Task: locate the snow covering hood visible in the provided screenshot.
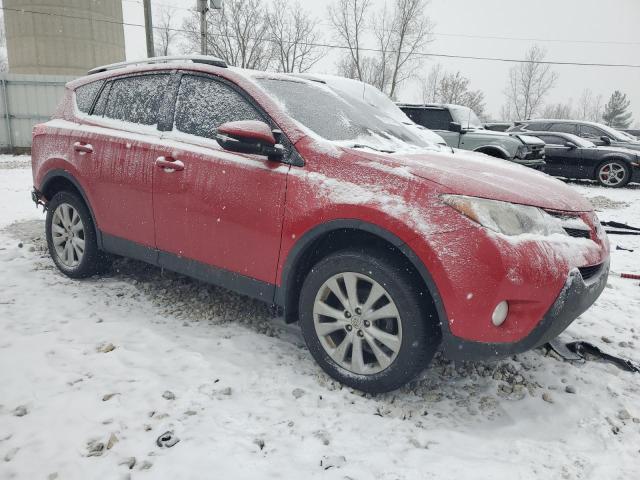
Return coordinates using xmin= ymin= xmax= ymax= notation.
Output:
xmin=349 ymin=147 xmax=594 ymax=213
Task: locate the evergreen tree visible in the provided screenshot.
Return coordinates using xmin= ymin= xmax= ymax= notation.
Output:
xmin=602 ymin=91 xmax=633 ymax=128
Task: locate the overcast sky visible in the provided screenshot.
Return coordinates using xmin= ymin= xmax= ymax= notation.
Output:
xmin=123 ymin=0 xmax=640 ymax=125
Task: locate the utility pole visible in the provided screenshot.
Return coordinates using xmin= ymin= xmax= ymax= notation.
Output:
xmin=143 ymin=0 xmax=155 ymax=58
xmin=199 ymin=0 xmax=208 ymax=55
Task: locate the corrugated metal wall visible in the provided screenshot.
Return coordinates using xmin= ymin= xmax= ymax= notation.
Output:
xmin=0 ymin=73 xmax=75 ymax=152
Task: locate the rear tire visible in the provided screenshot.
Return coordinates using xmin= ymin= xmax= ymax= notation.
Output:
xmin=596 ymin=160 xmax=630 ymax=188
xmin=298 ymin=249 xmax=440 ymax=393
xmin=46 ymin=191 xmax=110 ymax=278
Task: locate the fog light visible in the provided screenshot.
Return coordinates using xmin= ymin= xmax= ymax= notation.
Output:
xmin=492 ymin=301 xmax=509 ymax=327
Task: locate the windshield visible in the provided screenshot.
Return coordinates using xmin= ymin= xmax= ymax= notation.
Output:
xmin=449 ymin=105 xmax=483 ymax=129
xmin=255 ymin=77 xmax=434 ymax=152
xmin=563 ymin=134 xmax=596 ymax=148
xmin=597 ymin=123 xmax=634 ymax=142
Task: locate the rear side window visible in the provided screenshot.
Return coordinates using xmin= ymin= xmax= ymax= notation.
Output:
xmin=173 ymin=75 xmax=263 ymax=140
xmin=522 ymin=122 xmax=550 ymax=131
xmin=104 ymin=74 xmax=170 ymax=126
xmin=75 ymin=80 xmax=104 ymax=114
xmin=549 ymin=123 xmax=578 ymax=134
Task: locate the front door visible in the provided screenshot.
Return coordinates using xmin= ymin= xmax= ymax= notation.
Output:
xmin=538 ymin=135 xmax=584 ymax=177
xmin=152 ymin=73 xmax=289 ymax=292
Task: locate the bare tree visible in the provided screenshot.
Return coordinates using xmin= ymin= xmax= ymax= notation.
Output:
xmin=577 ymin=88 xmax=604 ymax=122
xmin=420 ymin=63 xmax=443 ymax=103
xmin=154 ymin=7 xmax=178 ymax=57
xmin=420 ymin=67 xmax=486 ymax=117
xmin=503 ymin=45 xmax=558 ymax=120
xmin=182 ymin=0 xmax=273 ymax=70
xmin=330 ymin=0 xmax=433 ymax=98
xmin=383 ymin=0 xmax=433 ymax=99
xmin=329 ymin=0 xmax=372 ymax=82
xmin=542 ymin=101 xmax=573 ymax=119
xmin=267 ymin=0 xmax=324 ymax=73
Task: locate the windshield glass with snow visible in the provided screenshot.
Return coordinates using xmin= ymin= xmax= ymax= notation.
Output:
xmin=256 ymin=77 xmax=433 ymax=152
xmin=449 ymin=105 xmax=483 ymax=129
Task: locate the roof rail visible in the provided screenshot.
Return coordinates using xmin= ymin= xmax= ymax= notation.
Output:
xmin=87 ymin=55 xmax=228 ymax=75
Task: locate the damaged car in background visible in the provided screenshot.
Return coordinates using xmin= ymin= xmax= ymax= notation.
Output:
xmin=31 ymin=56 xmax=609 ymax=393
xmin=399 ymin=103 xmax=547 ymax=169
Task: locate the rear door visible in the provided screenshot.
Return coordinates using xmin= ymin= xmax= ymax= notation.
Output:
xmin=537 ymin=134 xmax=584 ymax=177
xmin=79 ymin=73 xmax=172 ymax=249
xmin=152 ymin=73 xmax=289 ymax=291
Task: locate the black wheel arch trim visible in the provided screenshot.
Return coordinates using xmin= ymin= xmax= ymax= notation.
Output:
xmin=39 ymin=169 xmax=103 ymax=248
xmin=274 ymin=219 xmax=449 ymax=330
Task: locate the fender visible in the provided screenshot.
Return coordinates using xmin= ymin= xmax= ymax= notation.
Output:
xmin=40 ymin=169 xmax=103 ymax=248
xmin=473 ymin=145 xmax=511 ymax=159
xmin=274 ymin=219 xmax=448 ymax=329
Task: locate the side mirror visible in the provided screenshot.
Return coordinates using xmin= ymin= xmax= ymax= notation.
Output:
xmin=600 ymin=135 xmax=612 ymax=145
xmin=564 ymin=141 xmax=577 ymax=149
xmin=215 ymin=120 xmax=285 ymax=161
xmin=448 ymin=122 xmax=462 ymax=133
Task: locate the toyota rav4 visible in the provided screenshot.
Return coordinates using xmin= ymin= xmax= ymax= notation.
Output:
xmin=31 ymin=56 xmax=610 ymax=393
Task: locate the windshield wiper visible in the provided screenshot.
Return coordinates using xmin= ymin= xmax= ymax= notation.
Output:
xmin=350 ymin=143 xmax=396 ymax=154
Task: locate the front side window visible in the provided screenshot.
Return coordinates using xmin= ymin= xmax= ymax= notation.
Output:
xmin=75 ymin=80 xmax=104 ymax=114
xmin=104 ymin=74 xmax=170 ymax=126
xmin=174 ymin=75 xmax=263 ymax=140
xmin=539 ymin=135 xmax=565 ymax=146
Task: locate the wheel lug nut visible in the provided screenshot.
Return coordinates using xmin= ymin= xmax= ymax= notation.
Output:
xmin=364 ymin=320 xmax=370 ymax=328
xmin=355 ymin=307 xmax=362 ymax=315
xmin=344 ymin=311 xmax=352 ymax=318
xmin=357 ymin=330 xmax=364 ymax=337
xmin=345 ymin=325 xmax=352 ymax=332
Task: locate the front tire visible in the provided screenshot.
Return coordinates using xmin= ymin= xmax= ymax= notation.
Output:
xmin=46 ymin=191 xmax=108 ymax=278
xmin=596 ymin=160 xmax=630 ymax=188
xmin=298 ymin=249 xmax=440 ymax=393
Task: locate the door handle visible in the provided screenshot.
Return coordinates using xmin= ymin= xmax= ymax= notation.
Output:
xmin=155 ymin=156 xmax=185 ymax=172
xmin=73 ymin=142 xmax=93 ymax=154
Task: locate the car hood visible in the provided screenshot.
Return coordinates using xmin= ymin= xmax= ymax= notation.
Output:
xmin=350 ymin=147 xmax=593 ymax=213
xmin=611 ymin=141 xmax=640 ymax=152
xmin=595 ymin=146 xmax=640 ymax=157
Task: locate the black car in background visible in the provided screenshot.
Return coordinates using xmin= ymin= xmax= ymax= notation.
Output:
xmin=509 ymin=119 xmax=640 ymax=152
xmin=525 ymin=132 xmax=640 ymax=188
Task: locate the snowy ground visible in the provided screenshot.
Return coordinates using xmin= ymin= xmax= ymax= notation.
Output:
xmin=1 ymin=155 xmax=639 ymax=480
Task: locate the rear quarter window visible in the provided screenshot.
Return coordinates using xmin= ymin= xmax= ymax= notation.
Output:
xmin=75 ymin=80 xmax=104 ymax=114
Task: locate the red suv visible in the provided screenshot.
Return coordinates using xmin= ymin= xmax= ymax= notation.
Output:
xmin=32 ymin=56 xmax=610 ymax=393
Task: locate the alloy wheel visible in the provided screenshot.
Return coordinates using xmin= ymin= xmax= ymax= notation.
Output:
xmin=599 ymin=163 xmax=626 ymax=186
xmin=51 ymin=203 xmax=85 ymax=268
xmin=313 ymin=272 xmax=402 ymax=375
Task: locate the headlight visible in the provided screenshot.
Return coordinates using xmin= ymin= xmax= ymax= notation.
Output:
xmin=442 ymin=195 xmax=567 ymax=237
xmin=516 ymin=144 xmax=529 ymax=159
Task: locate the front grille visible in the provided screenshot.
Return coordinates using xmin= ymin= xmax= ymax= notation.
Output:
xmin=578 ymin=263 xmax=603 ymax=281
xmin=525 ymin=146 xmax=545 ymax=160
xmin=564 ymin=227 xmax=591 ymax=239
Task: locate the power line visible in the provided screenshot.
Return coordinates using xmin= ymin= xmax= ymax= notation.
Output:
xmin=3 ymin=6 xmax=640 ymax=69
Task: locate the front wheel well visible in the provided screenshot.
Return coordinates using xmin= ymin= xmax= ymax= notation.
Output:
xmin=282 ymin=228 xmax=441 ymax=330
xmin=475 ymin=147 xmax=508 ymax=159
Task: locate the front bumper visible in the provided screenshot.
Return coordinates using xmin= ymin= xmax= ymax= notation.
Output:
xmin=511 ymin=158 xmax=546 ymax=170
xmin=440 ymin=259 xmax=609 ymax=361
